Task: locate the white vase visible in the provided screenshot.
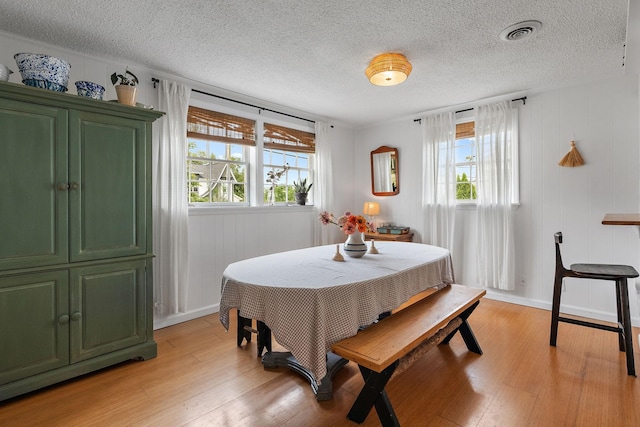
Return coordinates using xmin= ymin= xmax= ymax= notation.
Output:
xmin=344 ymin=232 xmax=367 ymax=258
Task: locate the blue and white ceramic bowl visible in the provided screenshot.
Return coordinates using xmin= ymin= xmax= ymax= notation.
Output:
xmin=75 ymin=81 xmax=105 ymax=100
xmin=14 ymin=53 xmax=70 ymax=90
xmin=22 ymin=78 xmax=67 ymax=92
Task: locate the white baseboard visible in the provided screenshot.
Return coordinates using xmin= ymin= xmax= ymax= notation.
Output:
xmin=151 ymin=292 xmax=640 ymax=330
xmin=483 ymin=289 xmax=640 ymax=327
xmin=153 ymin=304 xmax=220 ymax=330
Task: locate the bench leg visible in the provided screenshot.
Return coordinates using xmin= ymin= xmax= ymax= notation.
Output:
xmin=441 ymin=300 xmax=483 ymax=355
xmin=347 ymin=363 xmax=399 ymax=426
xmin=237 ymin=312 xmax=252 ymax=346
xmin=257 ymin=321 xmax=272 ymax=357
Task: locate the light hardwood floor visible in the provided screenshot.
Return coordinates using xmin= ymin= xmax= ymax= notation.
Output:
xmin=1 ymin=299 xmax=639 ymax=426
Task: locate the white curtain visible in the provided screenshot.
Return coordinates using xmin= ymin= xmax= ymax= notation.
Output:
xmin=475 ymin=100 xmax=516 ymax=290
xmin=153 ymin=80 xmax=191 ymax=315
xmin=421 ymin=112 xmax=457 ymax=250
xmin=313 ymin=121 xmax=334 ymax=245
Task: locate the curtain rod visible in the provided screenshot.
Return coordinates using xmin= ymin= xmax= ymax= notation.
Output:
xmin=152 ymin=77 xmax=319 ymax=125
xmin=413 ymin=96 xmax=527 ymax=124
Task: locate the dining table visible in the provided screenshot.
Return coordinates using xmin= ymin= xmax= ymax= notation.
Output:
xmin=218 ymin=241 xmax=455 ymax=400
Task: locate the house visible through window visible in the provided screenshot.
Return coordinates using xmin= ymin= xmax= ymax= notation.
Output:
xmin=455 ymin=121 xmax=477 ymax=201
xmin=187 ymin=106 xmax=253 ymax=204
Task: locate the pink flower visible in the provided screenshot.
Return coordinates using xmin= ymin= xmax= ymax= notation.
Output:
xmin=342 ymin=222 xmax=356 ymax=235
xmin=319 ymin=211 xmax=337 ymax=225
xmin=319 ymin=211 xmax=333 ymax=225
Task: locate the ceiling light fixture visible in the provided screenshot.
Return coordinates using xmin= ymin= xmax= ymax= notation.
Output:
xmin=365 ymin=53 xmax=412 ymax=86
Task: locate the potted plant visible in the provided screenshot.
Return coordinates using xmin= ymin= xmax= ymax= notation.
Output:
xmin=293 ymin=178 xmax=312 ymax=205
xmin=110 ymin=68 xmax=138 ymax=106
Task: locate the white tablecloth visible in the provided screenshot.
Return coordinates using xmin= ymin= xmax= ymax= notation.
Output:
xmin=219 ymin=241 xmax=454 ymax=383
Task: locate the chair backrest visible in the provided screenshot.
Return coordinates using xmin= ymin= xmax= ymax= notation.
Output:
xmin=554 ymin=232 xmax=568 ymax=276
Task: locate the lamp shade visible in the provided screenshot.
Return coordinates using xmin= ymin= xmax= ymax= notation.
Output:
xmin=365 ymin=53 xmax=412 ymax=86
xmin=363 ymin=201 xmax=380 ymax=216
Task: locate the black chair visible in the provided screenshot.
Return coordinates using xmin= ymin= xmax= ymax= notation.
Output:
xmin=550 ymin=232 xmax=638 ymax=376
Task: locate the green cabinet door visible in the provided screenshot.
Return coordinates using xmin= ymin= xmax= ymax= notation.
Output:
xmin=68 ymin=111 xmax=148 ymax=262
xmin=0 ymin=271 xmax=69 ymax=385
xmin=0 ymin=98 xmax=69 ymax=270
xmin=69 ymin=260 xmax=147 ymax=363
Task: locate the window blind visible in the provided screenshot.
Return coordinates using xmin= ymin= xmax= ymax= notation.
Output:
xmin=187 ymin=106 xmax=256 ymax=146
xmin=264 ymin=123 xmax=315 ymax=153
xmin=456 ymin=121 xmax=475 ymax=139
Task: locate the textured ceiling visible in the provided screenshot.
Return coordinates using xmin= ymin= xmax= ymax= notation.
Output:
xmin=0 ymin=0 xmax=630 ymax=126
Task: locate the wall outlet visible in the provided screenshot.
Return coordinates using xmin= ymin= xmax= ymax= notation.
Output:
xmin=519 ymin=275 xmax=526 ymax=287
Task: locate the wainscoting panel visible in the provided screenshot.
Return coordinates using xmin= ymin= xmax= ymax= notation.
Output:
xmin=159 ymin=206 xmax=316 ymax=329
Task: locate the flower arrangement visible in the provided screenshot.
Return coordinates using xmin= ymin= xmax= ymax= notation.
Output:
xmin=319 ymin=211 xmax=371 ymax=235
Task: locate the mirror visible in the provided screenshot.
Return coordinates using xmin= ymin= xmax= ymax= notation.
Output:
xmin=371 ymin=145 xmax=399 ymax=196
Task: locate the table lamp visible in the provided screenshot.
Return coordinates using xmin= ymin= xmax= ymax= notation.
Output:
xmin=363 ymin=201 xmax=380 ymax=229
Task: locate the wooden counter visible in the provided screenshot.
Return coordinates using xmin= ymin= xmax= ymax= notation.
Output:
xmin=364 ymin=231 xmax=414 ymax=242
xmin=602 ymin=214 xmax=640 ymax=226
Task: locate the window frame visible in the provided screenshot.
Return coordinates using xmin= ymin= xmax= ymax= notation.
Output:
xmin=186 ymin=94 xmax=315 ymax=208
xmin=262 ymin=123 xmax=315 ymax=205
xmin=453 ymin=109 xmax=519 ymax=206
xmin=454 ymin=117 xmax=478 ymax=204
xmin=186 ymin=141 xmax=250 ymax=206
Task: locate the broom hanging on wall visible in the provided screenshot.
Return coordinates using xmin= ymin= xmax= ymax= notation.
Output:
xmin=558 ymin=140 xmax=585 ymax=167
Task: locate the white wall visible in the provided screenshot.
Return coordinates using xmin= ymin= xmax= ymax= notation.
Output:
xmin=354 ymin=73 xmax=640 ymax=326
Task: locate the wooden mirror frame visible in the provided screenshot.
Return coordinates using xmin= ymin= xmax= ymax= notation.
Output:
xmin=370 ymin=145 xmax=399 ymax=196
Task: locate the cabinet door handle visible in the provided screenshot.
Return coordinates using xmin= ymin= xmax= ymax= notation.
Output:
xmin=71 ymin=312 xmax=82 ymax=321
xmin=58 ymin=183 xmax=69 ymax=191
xmin=70 ymin=182 xmax=80 ymax=191
xmin=58 ymin=314 xmax=70 ymax=324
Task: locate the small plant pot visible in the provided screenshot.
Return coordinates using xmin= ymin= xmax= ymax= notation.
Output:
xmin=115 ymin=85 xmax=137 ymax=106
xmin=294 ymin=192 xmax=307 ymax=206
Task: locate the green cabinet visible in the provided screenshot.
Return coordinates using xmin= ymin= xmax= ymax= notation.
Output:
xmin=0 ymin=82 xmax=162 ymax=401
xmin=0 ymin=98 xmax=68 ymax=270
xmin=0 ymin=271 xmax=69 ymax=386
xmin=69 ymin=111 xmax=149 ymax=262
xmin=70 ymin=261 xmax=148 ymax=363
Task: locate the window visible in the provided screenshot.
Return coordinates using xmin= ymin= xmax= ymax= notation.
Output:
xmin=186 ymin=106 xmax=254 ymax=205
xmin=263 ymin=123 xmax=315 ymax=205
xmin=453 ymin=113 xmax=519 ymax=204
xmin=186 ymin=105 xmax=315 ymax=206
xmin=454 ymin=121 xmax=477 ymax=201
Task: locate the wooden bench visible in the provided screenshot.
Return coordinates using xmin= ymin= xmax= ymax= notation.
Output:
xmin=331 ymin=284 xmax=486 ymax=427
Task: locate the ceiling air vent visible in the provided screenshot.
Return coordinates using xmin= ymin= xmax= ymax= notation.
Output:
xmin=499 ymin=20 xmax=542 ymax=41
